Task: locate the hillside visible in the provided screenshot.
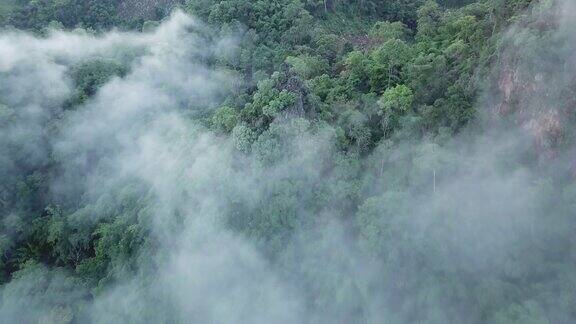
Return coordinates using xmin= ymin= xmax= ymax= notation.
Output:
xmin=2 ymin=0 xmax=576 ymax=323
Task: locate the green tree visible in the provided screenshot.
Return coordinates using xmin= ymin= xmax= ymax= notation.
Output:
xmin=367 ymin=39 xmax=413 ymax=92
xmin=212 ymin=106 xmax=239 ymax=133
xmin=378 ymin=85 xmax=414 ymax=133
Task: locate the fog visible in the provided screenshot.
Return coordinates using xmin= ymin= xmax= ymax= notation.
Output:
xmin=1 ymin=1 xmax=576 ymax=323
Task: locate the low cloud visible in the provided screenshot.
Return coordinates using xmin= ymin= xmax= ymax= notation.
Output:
xmin=1 ymin=2 xmax=576 ymax=323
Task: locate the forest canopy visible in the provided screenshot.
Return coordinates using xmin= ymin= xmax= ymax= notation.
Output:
xmin=1 ymin=0 xmax=576 ymax=323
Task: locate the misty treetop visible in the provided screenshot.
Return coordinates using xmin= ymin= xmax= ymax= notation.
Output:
xmin=1 ymin=0 xmax=576 ymax=323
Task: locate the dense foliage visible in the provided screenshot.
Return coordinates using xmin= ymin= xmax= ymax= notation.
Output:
xmin=3 ymin=0 xmax=576 ymax=323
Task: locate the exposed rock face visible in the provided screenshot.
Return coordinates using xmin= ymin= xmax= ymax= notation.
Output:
xmin=492 ymin=1 xmax=575 ymax=164
xmin=118 ymin=0 xmax=181 ymax=20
